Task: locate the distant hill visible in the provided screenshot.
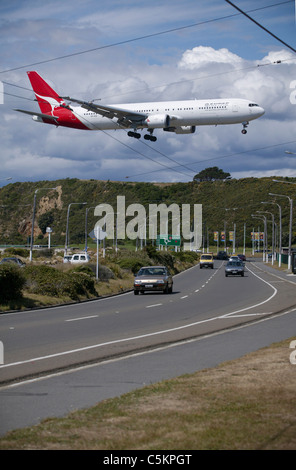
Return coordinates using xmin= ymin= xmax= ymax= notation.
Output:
xmin=0 ymin=177 xmax=295 ymax=248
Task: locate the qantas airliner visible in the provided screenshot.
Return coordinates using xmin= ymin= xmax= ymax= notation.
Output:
xmin=15 ymin=71 xmax=264 ymax=142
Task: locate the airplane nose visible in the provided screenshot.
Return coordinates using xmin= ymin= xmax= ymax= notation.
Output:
xmin=258 ymin=106 xmax=265 ymax=117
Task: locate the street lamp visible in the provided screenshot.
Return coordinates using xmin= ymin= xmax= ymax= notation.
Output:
xmin=269 ymin=193 xmax=293 ymax=270
xmin=257 ymin=210 xmax=275 ymax=264
xmin=85 ymin=206 xmax=96 ymax=253
xmin=30 ymin=187 xmax=57 ymax=262
xmin=65 ymin=202 xmax=87 ymax=255
xmin=252 ymin=214 xmax=267 ymax=262
xmin=261 ymin=201 xmax=282 ymax=267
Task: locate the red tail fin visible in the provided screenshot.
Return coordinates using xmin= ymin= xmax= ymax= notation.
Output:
xmin=27 ymin=71 xmax=65 ymax=114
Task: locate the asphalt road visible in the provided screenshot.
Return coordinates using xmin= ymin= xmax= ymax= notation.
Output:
xmin=0 ymin=259 xmax=295 ymax=436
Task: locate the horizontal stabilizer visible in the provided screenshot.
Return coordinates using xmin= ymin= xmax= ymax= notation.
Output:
xmin=14 ymin=109 xmax=59 ymax=121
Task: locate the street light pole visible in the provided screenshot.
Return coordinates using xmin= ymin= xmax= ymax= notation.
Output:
xmin=261 ymin=201 xmax=282 ymax=266
xmin=257 ymin=210 xmax=275 ymax=264
xmin=85 ymin=206 xmax=96 ymax=253
xmin=252 ymin=214 xmax=267 ymax=262
xmin=269 ymin=193 xmax=293 ymax=270
xmin=65 ymin=202 xmax=87 ymax=255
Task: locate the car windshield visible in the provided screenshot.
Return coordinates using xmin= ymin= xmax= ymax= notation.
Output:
xmin=228 ymin=261 xmax=242 ymax=266
xmin=138 ymin=268 xmax=166 ymax=276
xmin=202 ymin=255 xmax=212 ymax=260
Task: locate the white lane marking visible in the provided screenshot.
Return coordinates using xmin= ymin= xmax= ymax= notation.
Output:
xmin=180 ymin=295 xmax=188 ymax=299
xmin=3 ymin=307 xmax=296 ymax=390
xmin=250 ymin=262 xmax=296 ymax=285
xmin=0 ymin=262 xmax=280 ymax=371
xmin=146 ymin=303 xmax=162 ymax=309
xmin=220 ymin=265 xmax=277 ymax=319
xmin=66 ymin=315 xmax=98 ymax=322
xmin=227 ymin=312 xmax=272 ymax=317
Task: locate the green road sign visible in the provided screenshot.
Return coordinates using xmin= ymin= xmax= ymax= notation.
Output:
xmin=157 ymin=235 xmax=181 ymax=246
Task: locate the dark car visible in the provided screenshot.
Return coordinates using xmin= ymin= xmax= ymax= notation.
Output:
xmin=225 ymin=260 xmax=244 ymax=277
xmin=134 ymin=266 xmax=173 ymax=295
xmin=238 ymin=254 xmax=246 ymax=262
xmin=0 ymin=257 xmax=26 ymax=267
xmin=216 ymin=251 xmax=228 ymax=260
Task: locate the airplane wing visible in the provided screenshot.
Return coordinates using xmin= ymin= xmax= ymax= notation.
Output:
xmin=62 ymin=96 xmax=147 ymax=127
xmin=14 ymin=109 xmax=59 ymax=122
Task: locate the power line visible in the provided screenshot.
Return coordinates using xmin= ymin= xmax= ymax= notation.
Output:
xmin=0 ymin=1 xmax=292 ymax=74
xmin=226 ymin=0 xmax=296 ymax=54
xmin=125 ymin=140 xmax=296 ymax=179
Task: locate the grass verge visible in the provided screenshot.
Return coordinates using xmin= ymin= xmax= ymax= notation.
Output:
xmin=0 ymin=338 xmax=295 ymax=450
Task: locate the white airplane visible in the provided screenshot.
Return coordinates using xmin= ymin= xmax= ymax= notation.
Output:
xmin=15 ymin=71 xmax=265 ymax=141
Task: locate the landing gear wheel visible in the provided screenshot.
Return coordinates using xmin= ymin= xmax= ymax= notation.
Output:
xmin=241 ymin=129 xmax=247 ymax=134
xmin=144 ymin=134 xmax=157 ymax=142
xmin=128 ymin=131 xmax=141 ymax=139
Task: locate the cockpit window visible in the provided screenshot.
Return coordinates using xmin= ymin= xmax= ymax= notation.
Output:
xmin=249 ymin=103 xmax=259 ymax=107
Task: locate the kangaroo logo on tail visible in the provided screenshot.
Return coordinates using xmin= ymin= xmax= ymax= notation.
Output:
xmin=27 ymin=71 xmax=66 ymax=114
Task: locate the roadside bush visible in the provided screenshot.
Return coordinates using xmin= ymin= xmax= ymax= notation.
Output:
xmin=71 ymin=263 xmax=115 ymax=281
xmin=118 ymin=257 xmax=150 ymax=274
xmin=24 ymin=265 xmax=97 ymax=300
xmin=150 ymin=250 xmax=175 ymax=272
xmin=174 ymin=251 xmax=199 ymax=263
xmin=0 ymin=264 xmax=26 ymax=302
xmin=32 ymin=249 xmax=54 ymax=259
xmin=71 ymin=265 xmax=95 ymax=277
xmin=3 ymin=247 xmax=29 ymax=258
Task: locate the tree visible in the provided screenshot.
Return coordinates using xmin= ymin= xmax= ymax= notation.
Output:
xmin=38 ymin=210 xmax=54 ymax=234
xmin=193 ymin=167 xmax=231 ymax=183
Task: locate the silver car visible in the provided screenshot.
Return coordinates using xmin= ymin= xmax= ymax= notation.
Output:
xmin=225 ymin=260 xmax=245 ymax=277
xmin=134 ymin=266 xmax=173 ymax=295
xmin=0 ymin=257 xmax=26 ymax=267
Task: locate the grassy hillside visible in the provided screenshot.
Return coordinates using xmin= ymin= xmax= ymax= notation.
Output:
xmin=0 ymin=177 xmax=295 ymax=249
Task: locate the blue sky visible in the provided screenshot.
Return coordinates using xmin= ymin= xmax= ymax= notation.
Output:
xmin=0 ymin=0 xmax=295 ymax=186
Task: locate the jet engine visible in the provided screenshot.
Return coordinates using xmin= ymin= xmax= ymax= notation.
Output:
xmin=144 ymin=114 xmax=170 ymax=128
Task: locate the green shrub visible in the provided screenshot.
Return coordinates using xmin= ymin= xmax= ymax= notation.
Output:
xmin=71 ymin=265 xmax=95 ymax=277
xmin=150 ymin=251 xmax=175 ymax=271
xmin=32 ymin=249 xmax=53 ymax=259
xmin=24 ymin=265 xmax=97 ymax=300
xmin=0 ymin=264 xmax=26 ymax=302
xmin=174 ymin=251 xmax=199 ymax=263
xmin=3 ymin=247 xmax=29 ymax=258
xmin=118 ymin=257 xmax=149 ymax=274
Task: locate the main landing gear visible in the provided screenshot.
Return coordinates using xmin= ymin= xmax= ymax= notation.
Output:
xmin=241 ymin=121 xmax=249 ymax=134
xmin=127 ymin=130 xmax=157 ymax=142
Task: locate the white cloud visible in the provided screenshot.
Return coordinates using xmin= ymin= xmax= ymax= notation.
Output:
xmin=178 ymin=46 xmax=243 ymax=69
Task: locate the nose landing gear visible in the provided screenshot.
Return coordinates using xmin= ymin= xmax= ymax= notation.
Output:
xmin=241 ymin=121 xmax=249 ymax=134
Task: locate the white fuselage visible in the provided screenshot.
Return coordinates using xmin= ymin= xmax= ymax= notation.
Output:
xmin=74 ymin=98 xmax=264 ymax=131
